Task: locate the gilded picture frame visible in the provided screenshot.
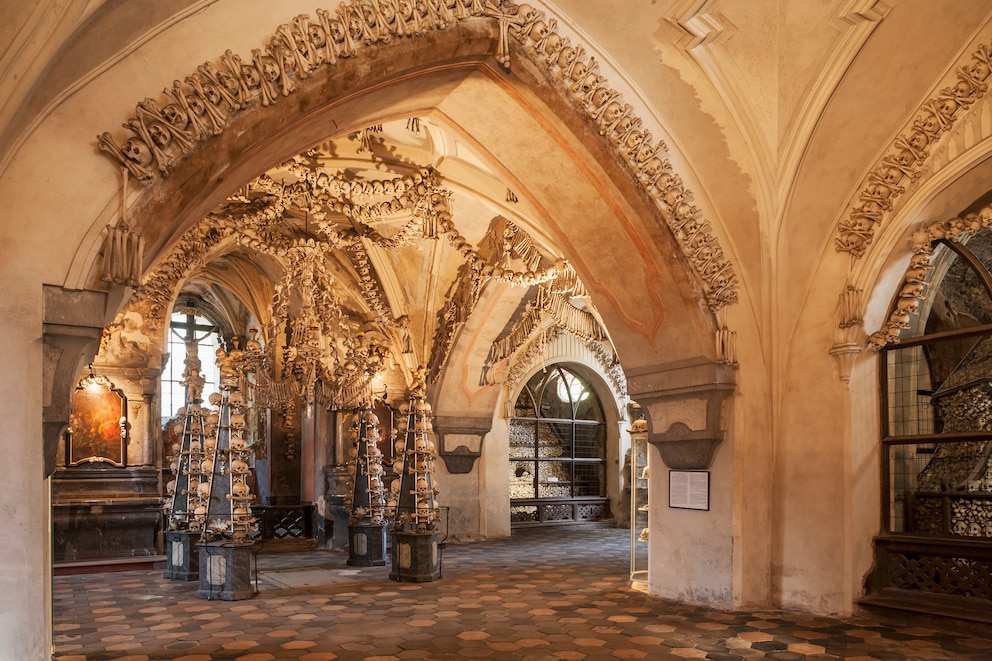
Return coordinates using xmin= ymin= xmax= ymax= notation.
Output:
xmin=68 ymin=374 xmax=127 ymax=467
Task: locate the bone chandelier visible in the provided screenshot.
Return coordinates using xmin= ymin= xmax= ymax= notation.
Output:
xmin=223 ymin=156 xmax=566 ymax=289
xmin=164 ymin=150 xmax=576 ymax=410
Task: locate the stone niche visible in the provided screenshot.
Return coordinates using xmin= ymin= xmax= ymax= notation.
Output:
xmin=52 ymin=466 xmax=162 ymax=562
xmin=46 ymin=285 xmax=166 ymax=564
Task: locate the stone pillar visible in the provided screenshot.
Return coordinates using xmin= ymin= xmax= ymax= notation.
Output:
xmin=626 ymin=358 xmax=737 ymax=608
xmin=317 ymin=410 xmax=352 ymax=550
xmin=434 ymin=416 xmax=492 ymax=541
xmin=322 ymin=465 xmax=352 ymax=550
xmin=42 ymin=286 xmax=109 ymax=477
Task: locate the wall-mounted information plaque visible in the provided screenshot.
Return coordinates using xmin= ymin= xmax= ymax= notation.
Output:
xmin=669 ymin=470 xmax=709 ymax=511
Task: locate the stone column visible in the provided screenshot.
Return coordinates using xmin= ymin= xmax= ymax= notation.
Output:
xmin=626 ymin=358 xmax=737 ymax=608
xmin=434 ymin=415 xmax=492 ymax=540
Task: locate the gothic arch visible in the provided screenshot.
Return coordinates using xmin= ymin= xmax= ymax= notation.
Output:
xmin=81 ymin=4 xmax=731 ymax=374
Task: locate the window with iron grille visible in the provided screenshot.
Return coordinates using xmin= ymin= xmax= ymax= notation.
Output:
xmin=509 ymin=366 xmax=606 ymax=504
xmin=880 ymin=232 xmax=992 ymax=539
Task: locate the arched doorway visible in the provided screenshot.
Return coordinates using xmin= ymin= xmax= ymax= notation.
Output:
xmin=34 ymin=4 xmax=727 ymax=653
xmin=509 ymin=365 xmax=611 ymax=525
xmin=865 ymin=214 xmax=992 ymax=622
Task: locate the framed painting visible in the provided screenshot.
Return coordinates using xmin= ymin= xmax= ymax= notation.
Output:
xmin=68 ymin=374 xmax=127 ymax=467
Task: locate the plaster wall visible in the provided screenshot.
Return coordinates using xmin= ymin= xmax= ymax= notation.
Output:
xmin=0 ymin=281 xmax=48 ymax=660
xmin=648 ymin=432 xmax=734 ymax=606
xmin=480 ymin=417 xmax=512 ymax=539
xmin=774 ymin=313 xmax=852 ymax=613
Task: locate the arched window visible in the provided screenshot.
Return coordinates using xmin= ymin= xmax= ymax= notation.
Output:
xmin=871 ymin=226 xmax=992 ymax=611
xmin=161 ymin=311 xmax=222 ymax=421
xmin=509 ymin=366 xmax=610 ymax=524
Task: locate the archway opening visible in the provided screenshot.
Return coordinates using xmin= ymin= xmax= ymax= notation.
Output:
xmin=866 ymin=216 xmax=992 ymax=622
xmin=509 ymin=365 xmax=610 ymax=525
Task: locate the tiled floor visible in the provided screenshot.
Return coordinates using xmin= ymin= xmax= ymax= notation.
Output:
xmin=53 ymin=524 xmax=992 ymax=660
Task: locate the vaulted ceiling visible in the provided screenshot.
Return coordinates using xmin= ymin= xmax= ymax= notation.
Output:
xmin=158 ymin=115 xmax=586 ymax=395
xmin=5 ymin=0 xmax=992 ymax=402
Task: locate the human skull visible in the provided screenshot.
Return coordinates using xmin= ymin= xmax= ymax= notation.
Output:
xmin=121 ymin=138 xmax=152 ymax=165
xmin=556 ymin=46 xmax=576 ymax=69
xmin=895 ymin=297 xmax=919 ymax=316
xmin=865 ymin=183 xmax=893 ymax=201
xmin=241 ymin=65 xmax=260 ymax=88
xmin=908 ymin=131 xmax=930 ymax=151
xmin=161 ymin=104 xmax=188 ymax=128
xmin=261 ymin=57 xmax=280 ymax=82
xmin=201 ymin=82 xmax=222 ymax=105
xmin=185 ymin=94 xmax=205 ymax=116
xmin=529 ymin=20 xmax=549 ymax=42
xmin=602 ymin=101 xmax=624 ymax=125
xmin=147 ymin=122 xmax=171 ymax=147
xmin=217 ymin=70 xmax=240 ymax=97
xmin=899 ymin=283 xmax=925 ymax=299
xmin=878 ymin=166 xmax=902 ymax=185
xmin=893 ymin=148 xmax=916 ymax=168
xmin=309 ymin=23 xmax=327 ymax=48
xmin=328 ymin=18 xmax=347 ymax=42
xmin=641 ymin=157 xmax=668 ymax=179
xmin=938 ymin=97 xmax=960 ymax=117
xmin=918 ymin=111 xmax=941 ymax=134
xmin=516 ymin=4 xmax=537 ymax=23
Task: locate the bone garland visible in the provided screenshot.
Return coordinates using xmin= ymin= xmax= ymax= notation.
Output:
xmin=487 ymin=275 xmax=606 ymax=366
xmin=489 ymin=302 xmax=542 ymax=365
xmin=98 ymin=5 xmax=490 ymax=183
xmin=867 ymin=204 xmax=992 ymax=350
xmin=585 ymin=338 xmax=627 ymax=399
xmin=836 ymin=43 xmax=992 ymax=259
xmin=503 ymin=326 xmax=562 ymax=391
xmin=507 ymin=6 xmax=738 ymax=309
xmin=345 ymin=241 xmax=400 ymax=331
xmin=426 ymin=216 xmax=581 ymax=382
xmin=98 ymin=1 xmax=738 ymax=314
xmin=132 ymin=163 xmax=563 ymax=329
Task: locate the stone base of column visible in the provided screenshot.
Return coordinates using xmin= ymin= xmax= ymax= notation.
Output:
xmin=389 ymin=530 xmax=441 ymax=582
xmin=163 ymin=530 xmax=200 ymax=581
xmin=348 ymin=523 xmax=388 ymax=566
xmin=195 ymin=542 xmax=256 ymax=600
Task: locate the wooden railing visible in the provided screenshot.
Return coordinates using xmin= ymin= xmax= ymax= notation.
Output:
xmin=862 ymin=534 xmax=992 ymax=625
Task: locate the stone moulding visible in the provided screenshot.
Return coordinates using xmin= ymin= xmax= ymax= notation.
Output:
xmin=96 ymin=0 xmax=738 ymax=315
xmin=867 ymin=204 xmax=992 ymax=350
xmin=835 ymin=42 xmax=992 ymax=260
xmin=649 ymin=421 xmax=723 ymax=470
